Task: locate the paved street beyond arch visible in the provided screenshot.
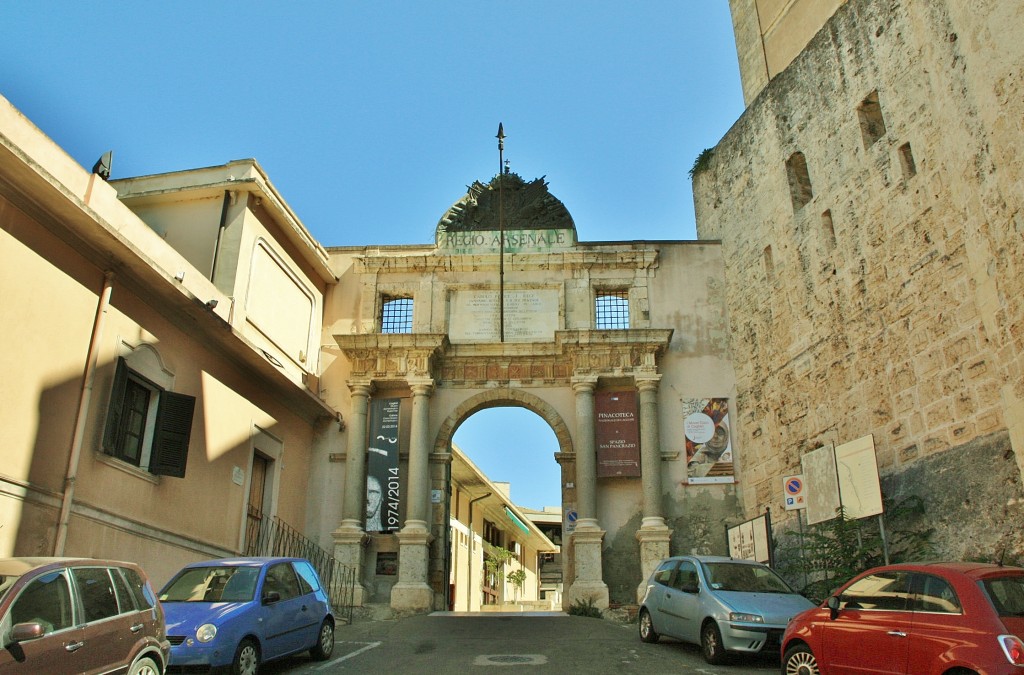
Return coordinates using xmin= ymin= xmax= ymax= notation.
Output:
xmin=256 ymin=613 xmax=778 ymax=674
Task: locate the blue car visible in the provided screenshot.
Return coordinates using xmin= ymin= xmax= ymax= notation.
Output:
xmin=159 ymin=557 xmax=334 ymax=674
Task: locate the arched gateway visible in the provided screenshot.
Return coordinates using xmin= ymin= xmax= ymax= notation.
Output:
xmin=328 ymin=173 xmax=739 ymax=613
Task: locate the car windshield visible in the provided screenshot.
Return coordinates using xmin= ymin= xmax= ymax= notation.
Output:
xmin=160 ymin=566 xmax=260 ymax=603
xmin=981 ymin=575 xmax=1024 ymax=617
xmin=702 ymin=562 xmax=795 ymax=593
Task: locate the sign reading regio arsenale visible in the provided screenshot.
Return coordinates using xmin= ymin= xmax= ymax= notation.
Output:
xmin=448 ymin=288 xmax=560 ymax=343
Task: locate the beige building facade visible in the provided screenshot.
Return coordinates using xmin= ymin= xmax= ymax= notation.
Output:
xmin=695 ymin=0 xmax=1024 ymax=558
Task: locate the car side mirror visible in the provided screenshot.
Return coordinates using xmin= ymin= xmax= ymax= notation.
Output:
xmin=11 ymin=622 xmax=47 ymax=643
xmin=262 ymin=591 xmax=281 ymax=605
xmin=826 ymin=595 xmax=841 ymax=620
xmin=680 ymin=582 xmax=699 ymax=594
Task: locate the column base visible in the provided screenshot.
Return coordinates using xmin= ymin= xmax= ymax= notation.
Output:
xmin=567 ymin=525 xmax=609 ymax=610
xmin=636 ymin=521 xmax=672 ymax=602
xmin=332 ymin=522 xmax=369 ymax=606
xmin=389 ymin=526 xmax=434 ymax=614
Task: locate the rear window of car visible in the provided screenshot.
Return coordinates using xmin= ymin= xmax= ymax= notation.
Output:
xmin=293 ymin=561 xmax=321 ymax=594
xmin=981 ymin=575 xmax=1024 ymax=617
xmin=72 ymin=567 xmax=120 ymax=622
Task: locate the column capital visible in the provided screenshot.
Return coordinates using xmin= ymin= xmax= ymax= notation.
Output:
xmin=571 ymin=376 xmax=598 ymax=393
xmin=408 ymin=379 xmax=434 ymax=397
xmin=635 ymin=376 xmax=662 ymax=393
xmin=348 ymin=381 xmax=374 ymax=397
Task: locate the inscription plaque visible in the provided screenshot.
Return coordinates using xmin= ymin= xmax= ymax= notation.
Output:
xmin=449 ymin=289 xmax=559 ymax=343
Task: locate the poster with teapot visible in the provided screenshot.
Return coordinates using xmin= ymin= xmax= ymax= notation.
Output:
xmin=683 ymin=398 xmax=734 ymax=484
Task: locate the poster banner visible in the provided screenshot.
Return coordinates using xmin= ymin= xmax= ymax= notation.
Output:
xmin=683 ymin=398 xmax=734 ymax=484
xmin=595 ymin=390 xmax=641 ymax=477
xmin=366 ymin=398 xmax=401 ymax=532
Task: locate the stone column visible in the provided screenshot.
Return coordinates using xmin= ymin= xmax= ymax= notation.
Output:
xmin=566 ymin=376 xmax=609 ymax=609
xmin=635 ymin=376 xmax=671 ymax=602
xmin=391 ymin=380 xmax=435 ymax=613
xmin=332 ymin=382 xmax=371 ymax=606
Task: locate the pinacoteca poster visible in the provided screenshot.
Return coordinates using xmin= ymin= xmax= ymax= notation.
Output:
xmin=683 ymin=398 xmax=734 ymax=484
xmin=596 ymin=390 xmax=640 ymax=477
xmin=366 ymin=398 xmax=401 ymax=532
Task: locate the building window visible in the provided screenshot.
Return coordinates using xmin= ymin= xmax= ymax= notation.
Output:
xmin=822 ymin=210 xmax=837 ymax=250
xmin=595 ymin=290 xmax=630 ymax=329
xmin=898 ymin=142 xmax=917 ymax=179
xmin=858 ymin=91 xmax=887 ymax=149
xmin=786 ymin=152 xmax=813 ymax=211
xmin=764 ymin=245 xmax=775 ymax=281
xmin=103 ymin=357 xmax=195 ymax=477
xmin=380 ymin=296 xmax=413 ymax=333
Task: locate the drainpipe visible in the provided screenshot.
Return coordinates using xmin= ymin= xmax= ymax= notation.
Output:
xmin=54 ymin=272 xmax=114 ymax=555
xmin=209 ymin=190 xmax=232 ymax=282
xmin=466 ymin=492 xmax=491 ymax=611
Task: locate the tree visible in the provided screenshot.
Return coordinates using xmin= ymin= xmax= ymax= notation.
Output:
xmin=507 ymin=568 xmax=527 ymax=602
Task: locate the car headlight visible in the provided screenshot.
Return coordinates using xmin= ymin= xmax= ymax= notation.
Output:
xmin=729 ymin=612 xmax=764 ymax=623
xmin=196 ymin=623 xmax=217 ymax=642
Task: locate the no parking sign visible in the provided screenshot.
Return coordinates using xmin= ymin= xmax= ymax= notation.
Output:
xmin=783 ymin=474 xmax=806 ymax=510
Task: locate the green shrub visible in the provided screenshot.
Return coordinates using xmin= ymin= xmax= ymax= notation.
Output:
xmin=567 ymin=596 xmax=602 ymax=618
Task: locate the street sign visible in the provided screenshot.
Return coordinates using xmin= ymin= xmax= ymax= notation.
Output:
xmin=783 ymin=473 xmax=806 ymax=511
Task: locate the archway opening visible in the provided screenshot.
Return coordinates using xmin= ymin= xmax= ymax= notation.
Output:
xmin=447 ymin=406 xmax=563 ymax=612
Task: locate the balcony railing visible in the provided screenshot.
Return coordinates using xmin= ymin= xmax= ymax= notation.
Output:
xmin=245 ymin=513 xmax=356 ymax=624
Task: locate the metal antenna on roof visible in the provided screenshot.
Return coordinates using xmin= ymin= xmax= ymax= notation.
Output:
xmin=497 ymin=123 xmax=506 ymax=343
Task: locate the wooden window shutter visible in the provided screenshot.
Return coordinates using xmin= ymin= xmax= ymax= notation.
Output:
xmin=149 ymin=391 xmax=196 ymax=478
xmin=101 ymin=357 xmax=130 ymax=455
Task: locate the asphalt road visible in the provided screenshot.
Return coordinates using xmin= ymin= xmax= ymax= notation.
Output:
xmin=256 ymin=612 xmax=780 ymax=675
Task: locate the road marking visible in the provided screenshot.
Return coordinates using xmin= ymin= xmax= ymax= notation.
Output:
xmin=313 ymin=641 xmax=382 ymax=670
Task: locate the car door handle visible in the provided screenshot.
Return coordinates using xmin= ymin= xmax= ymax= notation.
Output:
xmin=301 ymin=605 xmax=309 ymax=611
xmin=887 ymin=630 xmax=907 ymax=638
xmin=65 ymin=641 xmax=85 ymax=652
xmin=130 ymin=623 xmax=145 ymax=633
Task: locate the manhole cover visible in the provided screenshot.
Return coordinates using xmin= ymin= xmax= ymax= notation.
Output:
xmin=473 ymin=654 xmax=548 ymax=666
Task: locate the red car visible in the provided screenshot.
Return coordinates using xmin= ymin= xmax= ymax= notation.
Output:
xmin=781 ymin=562 xmax=1024 ymax=674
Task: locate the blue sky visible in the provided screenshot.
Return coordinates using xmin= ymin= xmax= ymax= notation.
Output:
xmin=3 ymin=2 xmax=744 ymax=510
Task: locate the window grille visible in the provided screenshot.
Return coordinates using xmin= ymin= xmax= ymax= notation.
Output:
xmin=380 ymin=296 xmax=413 ymax=333
xmin=595 ymin=290 xmax=630 ymax=329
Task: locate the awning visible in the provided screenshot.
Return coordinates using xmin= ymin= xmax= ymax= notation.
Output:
xmin=504 ymin=507 xmax=530 ymax=534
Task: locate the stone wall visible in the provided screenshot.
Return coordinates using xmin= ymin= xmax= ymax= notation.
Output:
xmin=694 ymin=0 xmax=1024 ymax=559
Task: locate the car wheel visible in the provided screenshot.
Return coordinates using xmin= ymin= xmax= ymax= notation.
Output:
xmin=232 ymin=638 xmax=260 ymax=675
xmin=638 ymin=608 xmax=660 ymax=643
xmin=783 ymin=644 xmax=820 ymax=675
xmin=700 ymin=621 xmax=726 ymax=665
xmin=128 ymin=656 xmax=160 ymax=675
xmin=310 ymin=618 xmax=335 ymax=660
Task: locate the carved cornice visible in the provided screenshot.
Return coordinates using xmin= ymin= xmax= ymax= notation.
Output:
xmin=353 ymin=248 xmax=660 ymax=275
xmin=333 ymin=334 xmax=448 ymax=381
xmin=334 ymin=330 xmax=673 ymax=386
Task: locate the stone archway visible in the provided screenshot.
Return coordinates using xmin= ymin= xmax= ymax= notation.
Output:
xmin=432 ymin=388 xmax=573 ymax=456
xmin=433 ymin=388 xmax=574 ymax=612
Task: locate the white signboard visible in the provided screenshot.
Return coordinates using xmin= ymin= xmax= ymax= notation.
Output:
xmin=802 ymin=436 xmax=884 ymax=524
xmin=727 ymin=513 xmax=771 ymax=563
xmin=835 ymin=435 xmax=884 ymax=519
xmin=803 ymin=445 xmax=841 ymax=525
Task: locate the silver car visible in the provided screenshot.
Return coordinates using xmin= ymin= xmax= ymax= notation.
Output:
xmin=638 ymin=555 xmax=814 ymax=664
